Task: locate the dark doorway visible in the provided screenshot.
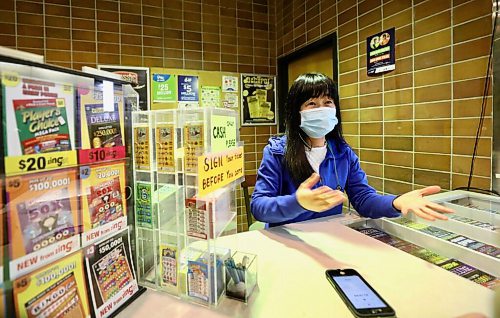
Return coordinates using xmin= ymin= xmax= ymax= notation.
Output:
xmin=277 ymin=33 xmax=338 ymax=133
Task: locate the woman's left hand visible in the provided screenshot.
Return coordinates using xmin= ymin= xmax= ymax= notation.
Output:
xmin=392 ymin=186 xmax=454 ymax=221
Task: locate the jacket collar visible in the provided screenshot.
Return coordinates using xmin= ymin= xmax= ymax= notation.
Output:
xmin=267 ymin=135 xmax=347 ymax=159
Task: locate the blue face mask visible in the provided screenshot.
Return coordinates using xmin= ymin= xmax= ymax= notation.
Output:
xmin=299 ymin=107 xmax=338 ymax=138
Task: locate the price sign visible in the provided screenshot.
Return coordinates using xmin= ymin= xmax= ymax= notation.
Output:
xmin=4 ymin=151 xmax=77 ymax=176
xmin=78 ymin=146 xmax=126 ymax=164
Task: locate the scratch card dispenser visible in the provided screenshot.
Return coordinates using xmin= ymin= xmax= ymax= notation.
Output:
xmin=156 ymin=124 xmax=175 ymax=172
xmin=78 ymin=85 xmax=126 ymax=164
xmin=13 ymin=251 xmax=90 ymax=318
xmin=184 ymin=124 xmax=204 ymax=173
xmin=7 ymin=169 xmax=81 ymax=279
xmin=185 ymin=197 xmax=209 ymax=240
xmin=160 ymin=245 xmax=178 ymax=287
xmin=134 ymin=126 xmax=150 ymax=171
xmin=81 ymin=161 xmax=127 ymax=246
xmin=84 ymin=227 xmax=138 ymax=318
xmin=135 ymin=182 xmax=153 ymax=229
xmin=187 ymin=260 xmax=209 ymax=302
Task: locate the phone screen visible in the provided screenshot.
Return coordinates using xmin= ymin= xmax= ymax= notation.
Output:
xmin=333 ymin=276 xmax=387 ymax=309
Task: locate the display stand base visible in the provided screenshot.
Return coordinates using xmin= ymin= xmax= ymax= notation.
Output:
xmin=109 ymin=286 xmax=147 ymax=318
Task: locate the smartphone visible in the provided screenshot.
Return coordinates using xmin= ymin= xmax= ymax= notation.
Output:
xmin=325 ymin=269 xmax=396 ymax=317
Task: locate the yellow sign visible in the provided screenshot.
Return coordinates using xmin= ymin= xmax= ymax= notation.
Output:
xmin=197 ymin=146 xmax=244 ymax=197
xmin=210 ymin=114 xmax=237 ymax=153
xmin=1 ymin=71 xmax=20 ymax=87
xmin=4 ymin=150 xmax=77 ymax=176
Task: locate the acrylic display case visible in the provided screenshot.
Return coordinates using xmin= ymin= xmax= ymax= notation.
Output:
xmin=132 ymin=109 xmax=185 ymax=295
xmin=0 ymin=52 xmax=143 ymax=318
xmin=225 ymin=251 xmax=258 ymax=303
xmin=132 ymin=107 xmax=250 ymax=307
xmin=346 ymin=190 xmax=499 ymax=289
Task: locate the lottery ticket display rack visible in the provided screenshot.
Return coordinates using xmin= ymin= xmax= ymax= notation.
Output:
xmin=132 ymin=108 xmax=253 ymax=307
xmin=346 ymin=190 xmax=499 ymax=289
xmin=0 ymin=52 xmax=145 ymax=318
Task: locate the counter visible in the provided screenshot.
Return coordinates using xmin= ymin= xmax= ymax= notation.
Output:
xmin=117 ymin=215 xmax=495 ymax=317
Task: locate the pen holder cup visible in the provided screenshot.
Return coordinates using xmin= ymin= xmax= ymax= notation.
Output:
xmin=225 ymin=252 xmax=257 ymax=303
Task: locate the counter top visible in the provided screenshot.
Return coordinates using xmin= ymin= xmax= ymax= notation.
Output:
xmin=118 ymin=215 xmax=495 ymax=317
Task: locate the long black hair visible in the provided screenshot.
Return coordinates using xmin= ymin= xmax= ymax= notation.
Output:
xmin=284 ymin=72 xmax=345 ymax=185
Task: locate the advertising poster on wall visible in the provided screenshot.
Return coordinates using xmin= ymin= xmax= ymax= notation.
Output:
xmin=84 ymin=227 xmax=138 ymax=318
xmin=178 ymin=75 xmax=199 ymax=102
xmin=13 ymin=251 xmax=91 ymax=318
xmin=152 ymin=74 xmax=177 ymax=102
xmin=98 ymin=65 xmax=150 ymax=110
xmin=222 ymin=75 xmax=238 ymax=92
xmin=222 ymin=92 xmax=238 ymax=108
xmin=241 ymin=74 xmax=276 ymax=126
xmin=201 ymin=86 xmax=221 ymax=107
xmin=367 ymin=28 xmax=396 ymax=75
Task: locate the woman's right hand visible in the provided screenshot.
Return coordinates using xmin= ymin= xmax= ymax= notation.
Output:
xmin=296 ymin=173 xmax=346 ymax=212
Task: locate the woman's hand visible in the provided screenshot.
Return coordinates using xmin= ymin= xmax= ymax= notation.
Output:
xmin=393 ymin=186 xmax=454 ymax=221
xmin=296 ymin=173 xmax=346 ymax=212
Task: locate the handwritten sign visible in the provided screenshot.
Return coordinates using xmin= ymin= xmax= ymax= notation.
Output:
xmin=197 ymin=146 xmax=244 ymax=197
xmin=210 ymin=115 xmax=237 ymax=153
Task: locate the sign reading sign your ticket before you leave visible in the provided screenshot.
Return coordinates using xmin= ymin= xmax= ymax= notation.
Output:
xmin=197 ymin=146 xmax=244 ymax=197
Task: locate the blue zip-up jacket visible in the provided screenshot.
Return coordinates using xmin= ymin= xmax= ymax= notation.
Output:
xmin=251 ymin=136 xmax=401 ymax=227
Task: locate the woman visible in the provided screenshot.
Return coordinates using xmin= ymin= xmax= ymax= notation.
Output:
xmin=251 ymin=73 xmax=453 ymax=227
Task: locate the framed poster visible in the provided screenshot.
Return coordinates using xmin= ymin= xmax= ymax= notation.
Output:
xmin=241 ymin=74 xmax=276 ymax=126
xmin=367 ymin=28 xmax=396 ymax=75
xmin=98 ymin=65 xmax=150 ymax=110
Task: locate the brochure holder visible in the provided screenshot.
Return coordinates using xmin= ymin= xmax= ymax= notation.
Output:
xmin=132 ymin=107 xmax=255 ymax=307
